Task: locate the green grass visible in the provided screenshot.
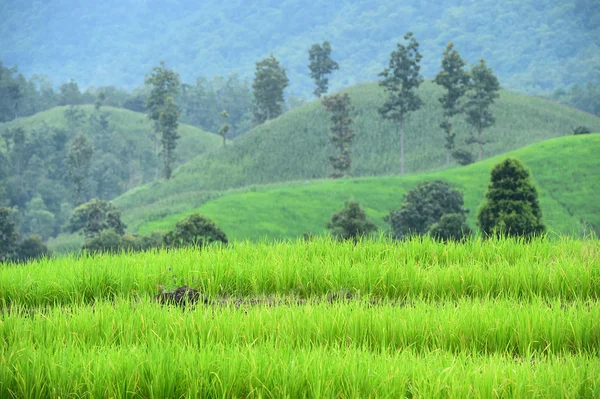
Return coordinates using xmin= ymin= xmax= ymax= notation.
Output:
xmin=0 ymin=104 xmax=222 ymax=168
xmin=136 ymin=134 xmax=600 ymax=241
xmin=115 ymin=81 xmax=600 ymax=218
xmin=1 ymin=236 xmax=599 ymax=397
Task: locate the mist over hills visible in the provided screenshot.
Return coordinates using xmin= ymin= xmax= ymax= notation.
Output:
xmin=2 ymin=0 xmax=598 ymax=94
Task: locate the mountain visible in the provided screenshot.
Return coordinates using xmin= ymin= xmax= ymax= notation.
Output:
xmin=113 ymin=81 xmax=600 ymax=231
xmin=2 ymin=0 xmax=598 ymax=94
xmin=136 ymin=134 xmax=600 ymax=240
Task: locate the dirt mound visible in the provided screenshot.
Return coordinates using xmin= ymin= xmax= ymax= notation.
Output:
xmin=153 ymin=285 xmax=208 ymax=307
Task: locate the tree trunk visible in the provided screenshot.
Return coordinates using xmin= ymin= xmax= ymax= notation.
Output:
xmin=399 ymin=122 xmax=405 ymax=176
xmin=477 ymin=126 xmax=483 ymax=161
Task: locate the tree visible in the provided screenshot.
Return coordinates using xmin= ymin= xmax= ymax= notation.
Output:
xmin=59 ymin=79 xmax=83 ymax=106
xmin=477 ymin=158 xmax=545 ymax=238
xmin=218 ymin=110 xmax=230 ymax=147
xmin=23 ymin=196 xmax=55 ymax=240
xmin=308 ymin=41 xmax=339 ymax=98
xmin=145 ymin=61 xmax=181 ymax=180
xmin=82 ymin=229 xmax=123 ymax=253
xmin=327 ymin=201 xmax=377 ymax=242
xmin=452 ymin=148 xmax=476 ymax=166
xmin=67 ymin=134 xmax=94 ymax=205
xmin=385 ymin=180 xmax=469 ymax=239
xmin=67 ymin=199 xmax=126 ymax=238
xmin=429 ymin=213 xmax=472 ymax=242
xmin=465 ymin=59 xmax=500 ymax=161
xmin=252 ymin=54 xmax=289 ymax=125
xmin=434 ymin=42 xmax=470 ymax=168
xmin=0 ymin=206 xmax=18 ymax=262
xmin=321 ymin=93 xmax=355 ymax=178
xmin=378 ymin=32 xmax=424 ymax=176
xmin=163 ymin=213 xmax=228 ymax=248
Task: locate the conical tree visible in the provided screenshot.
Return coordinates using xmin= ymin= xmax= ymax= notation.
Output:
xmin=477 ymin=158 xmax=545 ymax=238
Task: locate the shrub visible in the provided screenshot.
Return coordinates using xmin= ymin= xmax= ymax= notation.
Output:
xmin=477 ymin=158 xmax=545 ymax=238
xmin=451 ymin=148 xmax=476 ymax=165
xmin=83 ymin=229 xmax=123 ymax=253
xmin=573 ymin=126 xmax=591 ymax=135
xmin=385 ymin=180 xmax=468 ymax=239
xmin=15 ymin=235 xmax=52 ymax=263
xmin=163 ymin=213 xmax=228 ymax=248
xmin=67 ymin=199 xmax=126 ymax=238
xmin=428 ymin=213 xmax=472 ymax=242
xmin=327 ymin=200 xmax=377 ymax=241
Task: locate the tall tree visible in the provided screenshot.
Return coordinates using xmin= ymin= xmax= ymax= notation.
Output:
xmin=477 ymin=158 xmax=545 ymax=238
xmin=59 ymin=79 xmax=83 ymax=106
xmin=378 ymin=32 xmax=424 ymax=176
xmin=145 ymin=61 xmax=181 ymax=180
xmin=321 ymin=93 xmax=355 ymax=178
xmin=252 ymin=54 xmax=289 ymax=125
xmin=0 ymin=206 xmax=18 ymax=262
xmin=308 ymin=41 xmax=339 ymax=98
xmin=218 ymin=110 xmax=230 ymax=147
xmin=465 ymin=59 xmax=500 ymax=161
xmin=434 ymin=42 xmax=469 ymax=168
xmin=67 ymin=134 xmax=94 ymax=205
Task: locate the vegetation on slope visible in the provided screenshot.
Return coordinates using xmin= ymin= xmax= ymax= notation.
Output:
xmin=137 ymin=135 xmax=600 ymax=240
xmin=2 ymin=0 xmax=598 ymax=95
xmin=115 ymin=82 xmax=600 ymax=229
xmin=0 ymin=105 xmax=220 ymax=240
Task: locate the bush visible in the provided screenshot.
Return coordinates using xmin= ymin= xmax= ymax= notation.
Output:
xmin=163 ymin=213 xmax=228 ymax=248
xmin=15 ymin=235 xmax=52 ymax=263
xmin=327 ymin=200 xmax=377 ymax=242
xmin=452 ymin=148 xmax=475 ymax=165
xmin=477 ymin=158 xmax=545 ymax=238
xmin=83 ymin=229 xmax=123 ymax=253
xmin=385 ymin=180 xmax=469 ymax=239
xmin=573 ymin=126 xmax=592 ymax=135
xmin=428 ymin=213 xmax=472 ymax=242
xmin=67 ymin=199 xmax=126 ymax=238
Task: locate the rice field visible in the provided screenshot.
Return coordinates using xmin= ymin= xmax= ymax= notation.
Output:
xmin=1 ymin=236 xmax=599 ymax=398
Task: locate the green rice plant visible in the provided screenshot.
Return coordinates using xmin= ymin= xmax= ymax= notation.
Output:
xmin=2 ymin=236 xmax=598 ymax=307
xmin=0 ymin=344 xmax=598 ymax=398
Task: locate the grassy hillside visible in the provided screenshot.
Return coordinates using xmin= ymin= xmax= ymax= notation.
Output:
xmin=116 ymin=81 xmax=600 ymax=229
xmin=1 ymin=237 xmax=599 ymax=396
xmin=137 ymin=135 xmax=600 ymax=240
xmin=0 ymin=104 xmax=221 ymax=167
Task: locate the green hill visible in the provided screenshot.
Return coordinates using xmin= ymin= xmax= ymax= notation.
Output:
xmin=0 ymin=105 xmax=221 ymax=167
xmin=115 ymin=82 xmax=600 ymax=230
xmin=0 ymin=105 xmax=220 ymax=241
xmin=136 ymin=135 xmax=600 ymax=240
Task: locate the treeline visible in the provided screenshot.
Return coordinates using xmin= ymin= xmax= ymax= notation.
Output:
xmin=549 ymin=83 xmax=600 ymax=118
xmin=0 ymin=60 xmax=256 ymax=138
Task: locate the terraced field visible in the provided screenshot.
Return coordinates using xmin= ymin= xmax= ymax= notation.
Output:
xmin=1 ymin=236 xmax=599 ymax=397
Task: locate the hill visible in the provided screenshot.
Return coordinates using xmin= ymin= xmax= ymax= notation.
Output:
xmin=0 ymin=105 xmax=221 ymax=240
xmin=136 ymin=135 xmax=600 ymax=240
xmin=2 ymin=0 xmax=598 ymax=94
xmin=114 ymin=81 xmax=600 ymax=230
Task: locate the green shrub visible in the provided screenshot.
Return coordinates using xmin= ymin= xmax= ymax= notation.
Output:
xmin=385 ymin=180 xmax=468 ymax=239
xmin=477 ymin=158 xmax=545 ymax=238
xmin=163 ymin=213 xmax=228 ymax=248
xmin=573 ymin=126 xmax=591 ymax=135
xmin=67 ymin=199 xmax=126 ymax=238
xmin=83 ymin=229 xmax=123 ymax=253
xmin=15 ymin=235 xmax=52 ymax=263
xmin=327 ymin=201 xmax=377 ymax=242
xmin=428 ymin=213 xmax=472 ymax=242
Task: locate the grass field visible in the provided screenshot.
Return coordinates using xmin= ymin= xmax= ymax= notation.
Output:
xmin=135 ymin=134 xmax=600 ymax=241
xmin=1 ymin=236 xmax=599 ymax=397
xmin=115 ymin=81 xmax=600 ymax=217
